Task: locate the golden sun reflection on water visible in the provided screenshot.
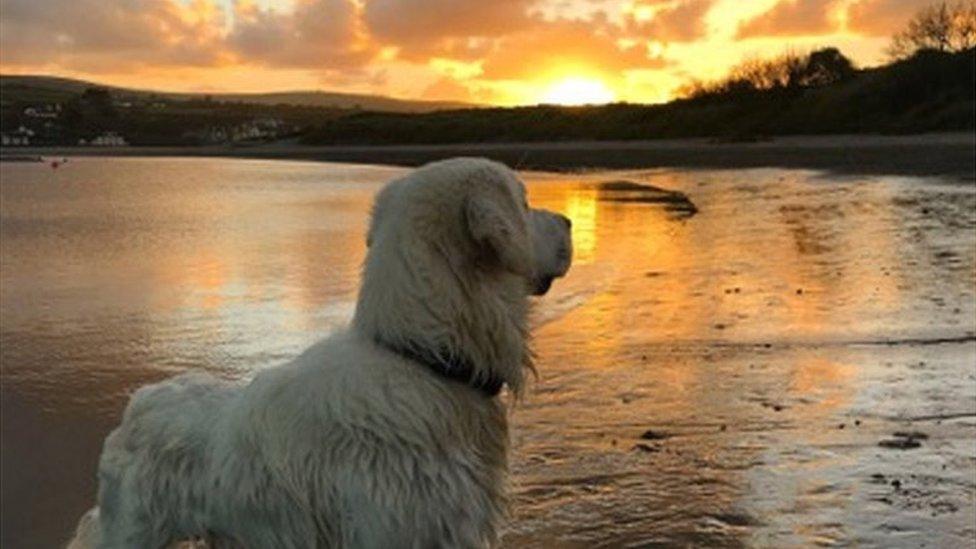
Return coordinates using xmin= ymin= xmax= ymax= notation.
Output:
xmin=562 ymin=188 xmax=598 ymax=265
xmin=516 ymin=169 xmax=976 ymax=547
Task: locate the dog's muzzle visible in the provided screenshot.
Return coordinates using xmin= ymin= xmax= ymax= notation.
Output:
xmin=531 ymin=275 xmax=555 ymax=296
xmin=529 ymin=210 xmax=572 ymax=295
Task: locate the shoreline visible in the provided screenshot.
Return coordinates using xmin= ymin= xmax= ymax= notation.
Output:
xmin=4 ymin=132 xmax=975 ymax=179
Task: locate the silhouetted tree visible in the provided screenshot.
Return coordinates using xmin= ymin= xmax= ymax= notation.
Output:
xmin=678 ymin=48 xmax=856 ymax=99
xmin=797 ymin=47 xmax=856 ymax=87
xmin=888 ymin=1 xmax=976 ymax=59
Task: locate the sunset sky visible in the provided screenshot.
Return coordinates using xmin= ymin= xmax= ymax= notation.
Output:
xmin=0 ymin=0 xmax=928 ymax=105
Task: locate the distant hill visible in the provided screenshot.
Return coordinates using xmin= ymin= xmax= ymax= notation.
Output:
xmin=0 ymin=74 xmax=476 ymax=113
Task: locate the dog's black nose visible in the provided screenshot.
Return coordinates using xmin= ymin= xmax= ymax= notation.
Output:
xmin=531 ymin=275 xmax=554 ymax=295
xmin=557 ymin=214 xmax=572 ymax=229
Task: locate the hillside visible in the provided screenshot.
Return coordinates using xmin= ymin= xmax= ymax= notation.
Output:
xmin=301 ymin=48 xmax=975 ymax=145
xmin=0 ymin=75 xmax=474 ymax=113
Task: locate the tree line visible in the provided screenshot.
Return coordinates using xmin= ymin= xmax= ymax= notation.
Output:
xmin=680 ymin=1 xmax=975 ymax=102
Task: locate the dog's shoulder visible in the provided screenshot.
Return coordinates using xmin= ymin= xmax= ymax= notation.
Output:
xmin=236 ymin=331 xmax=497 ymax=445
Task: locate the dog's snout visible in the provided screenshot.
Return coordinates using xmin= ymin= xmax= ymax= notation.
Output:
xmin=556 ymin=246 xmax=570 ymax=262
xmin=557 ymin=214 xmax=572 ymax=229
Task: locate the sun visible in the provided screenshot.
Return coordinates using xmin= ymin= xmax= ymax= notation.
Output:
xmin=540 ymin=77 xmax=616 ymax=106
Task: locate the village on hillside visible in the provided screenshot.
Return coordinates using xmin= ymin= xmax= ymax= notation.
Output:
xmin=0 ymin=87 xmax=302 ymax=147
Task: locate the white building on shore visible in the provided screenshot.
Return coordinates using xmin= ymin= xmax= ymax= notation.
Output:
xmin=1 ymin=126 xmax=35 ymax=146
xmin=80 ymin=132 xmax=128 ymax=146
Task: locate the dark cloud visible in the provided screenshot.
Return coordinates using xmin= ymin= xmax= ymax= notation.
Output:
xmin=0 ymin=0 xmax=227 ymax=70
xmin=228 ymin=0 xmax=376 ymax=69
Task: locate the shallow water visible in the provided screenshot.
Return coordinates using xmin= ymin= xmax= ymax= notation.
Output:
xmin=1 ymin=157 xmax=974 ymax=548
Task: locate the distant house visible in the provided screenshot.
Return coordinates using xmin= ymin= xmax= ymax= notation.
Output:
xmin=235 ymin=117 xmax=287 ymax=142
xmin=83 ymin=132 xmax=128 ymax=146
xmin=23 ymin=104 xmax=61 ymax=119
xmin=1 ymin=126 xmax=35 ymax=146
xmin=191 ymin=117 xmax=288 ymax=144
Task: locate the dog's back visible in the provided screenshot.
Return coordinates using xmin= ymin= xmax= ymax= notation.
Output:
xmin=71 ymin=334 xmax=509 ymax=548
xmin=91 ymin=373 xmax=238 ymax=547
xmin=205 ymin=333 xmax=509 ymax=547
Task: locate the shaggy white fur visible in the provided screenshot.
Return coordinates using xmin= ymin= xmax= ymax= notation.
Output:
xmin=66 ymin=158 xmax=572 ymax=549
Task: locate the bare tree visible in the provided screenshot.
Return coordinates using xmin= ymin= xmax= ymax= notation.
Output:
xmin=888 ymin=1 xmax=976 ymax=59
xmin=678 ymin=47 xmax=856 ymax=99
xmin=955 ymin=1 xmax=976 ymax=47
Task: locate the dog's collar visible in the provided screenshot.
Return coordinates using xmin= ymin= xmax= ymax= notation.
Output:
xmin=376 ymin=339 xmax=504 ymax=397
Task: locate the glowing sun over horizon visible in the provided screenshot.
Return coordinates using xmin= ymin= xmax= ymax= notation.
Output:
xmin=540 ymin=77 xmax=617 ymax=106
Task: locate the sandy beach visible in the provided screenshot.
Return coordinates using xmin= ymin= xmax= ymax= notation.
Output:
xmin=7 ymin=132 xmax=975 ymax=179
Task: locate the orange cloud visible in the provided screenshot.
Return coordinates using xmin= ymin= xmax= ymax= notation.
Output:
xmin=421 ymin=77 xmax=475 ymax=101
xmin=363 ymin=0 xmax=533 ymax=61
xmin=480 ymin=17 xmax=668 ymax=81
xmin=737 ymin=0 xmax=845 ymax=38
xmin=847 ymin=0 xmax=922 ymax=36
xmin=625 ymin=0 xmax=716 ymax=42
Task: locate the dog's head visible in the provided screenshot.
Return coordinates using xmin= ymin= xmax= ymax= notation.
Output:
xmin=461 ymin=169 xmax=572 ymax=296
xmin=364 ymin=158 xmax=571 ymax=296
xmin=356 ymin=158 xmax=572 ymax=394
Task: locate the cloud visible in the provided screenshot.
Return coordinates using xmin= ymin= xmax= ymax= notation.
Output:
xmin=625 ymin=0 xmax=716 ymax=42
xmin=0 ymin=0 xmax=228 ymax=70
xmin=846 ymin=0 xmax=921 ymax=36
xmin=363 ymin=0 xmax=534 ymax=60
xmin=736 ymin=0 xmax=844 ymax=39
xmin=479 ymin=17 xmax=669 ymax=81
xmin=421 ymin=77 xmax=475 ymax=101
xmin=228 ymin=0 xmax=376 ymax=70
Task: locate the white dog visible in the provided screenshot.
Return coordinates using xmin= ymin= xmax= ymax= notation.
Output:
xmin=67 ymin=158 xmax=572 ymax=549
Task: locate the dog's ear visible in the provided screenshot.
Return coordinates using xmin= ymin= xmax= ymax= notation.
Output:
xmin=465 ymin=193 xmax=533 ymax=277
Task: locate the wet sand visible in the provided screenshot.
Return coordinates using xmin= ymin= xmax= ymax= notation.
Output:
xmin=9 ymin=132 xmax=976 ymax=179
xmin=1 ymin=157 xmax=974 ymax=547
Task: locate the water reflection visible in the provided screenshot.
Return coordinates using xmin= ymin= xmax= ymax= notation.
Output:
xmin=1 ymin=160 xmax=974 ymax=548
xmin=518 ymin=170 xmax=975 ymax=547
xmin=562 ymin=189 xmax=598 ymax=265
